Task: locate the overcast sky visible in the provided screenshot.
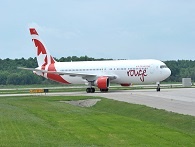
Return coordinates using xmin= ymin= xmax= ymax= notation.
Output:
xmin=0 ymin=0 xmax=194 ymax=61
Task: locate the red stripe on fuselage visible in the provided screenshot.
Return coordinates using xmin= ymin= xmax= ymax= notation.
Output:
xmin=47 ymin=64 xmax=70 ymax=84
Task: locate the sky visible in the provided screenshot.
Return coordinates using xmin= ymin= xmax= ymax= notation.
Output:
xmin=0 ymin=0 xmax=195 ymax=61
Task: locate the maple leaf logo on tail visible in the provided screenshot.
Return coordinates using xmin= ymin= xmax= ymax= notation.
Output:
xmin=30 ymin=28 xmax=38 ymax=35
xmin=33 ymin=39 xmax=47 ymax=56
xmin=29 ymin=28 xmax=56 ymax=67
xmin=26 ymin=28 xmax=70 ymax=84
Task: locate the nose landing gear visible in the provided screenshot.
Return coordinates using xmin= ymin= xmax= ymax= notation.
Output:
xmin=156 ymin=83 xmax=160 ymax=92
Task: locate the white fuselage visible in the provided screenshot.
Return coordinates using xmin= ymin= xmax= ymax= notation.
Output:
xmin=43 ymin=59 xmax=171 ymax=85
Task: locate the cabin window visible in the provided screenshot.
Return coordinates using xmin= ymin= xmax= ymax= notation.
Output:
xmin=160 ymin=65 xmax=167 ymax=69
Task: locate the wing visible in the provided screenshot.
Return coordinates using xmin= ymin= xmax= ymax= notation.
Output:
xmin=18 ymin=67 xmax=117 ymax=80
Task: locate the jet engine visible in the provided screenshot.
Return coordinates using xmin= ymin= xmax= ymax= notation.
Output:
xmin=95 ymin=76 xmax=110 ymax=89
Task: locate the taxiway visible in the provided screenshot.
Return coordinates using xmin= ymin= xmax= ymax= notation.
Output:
xmin=1 ymin=88 xmax=195 ymax=116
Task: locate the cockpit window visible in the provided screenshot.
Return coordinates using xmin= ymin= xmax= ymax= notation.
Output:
xmin=160 ymin=65 xmax=167 ymax=69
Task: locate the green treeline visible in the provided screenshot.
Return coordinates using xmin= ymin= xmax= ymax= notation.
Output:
xmin=0 ymin=56 xmax=194 ymax=85
xmin=165 ymin=60 xmax=195 ymax=82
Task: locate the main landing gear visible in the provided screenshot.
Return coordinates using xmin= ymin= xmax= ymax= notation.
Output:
xmin=86 ymin=87 xmax=95 ymax=93
xmin=85 ymin=81 xmax=109 ymax=93
xmin=86 ymin=81 xmax=95 ymax=93
xmin=86 ymin=88 xmax=109 ymax=93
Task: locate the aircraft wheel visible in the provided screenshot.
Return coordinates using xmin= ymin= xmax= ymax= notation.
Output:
xmin=91 ymin=88 xmax=95 ymax=93
xmin=156 ymin=87 xmax=160 ymax=92
xmin=86 ymin=88 xmax=91 ymax=93
xmin=86 ymin=88 xmax=95 ymax=93
xmin=100 ymin=88 xmax=109 ymax=92
xmin=156 ymin=84 xmax=160 ymax=92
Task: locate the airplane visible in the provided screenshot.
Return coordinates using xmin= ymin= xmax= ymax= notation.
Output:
xmin=19 ymin=28 xmax=171 ymax=93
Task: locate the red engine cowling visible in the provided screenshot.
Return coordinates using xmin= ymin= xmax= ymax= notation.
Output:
xmin=95 ymin=76 xmax=110 ymax=89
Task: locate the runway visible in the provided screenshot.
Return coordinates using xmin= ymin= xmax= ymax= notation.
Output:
xmin=1 ymin=88 xmax=195 ymax=116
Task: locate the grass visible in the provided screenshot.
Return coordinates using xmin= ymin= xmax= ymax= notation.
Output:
xmin=0 ymin=95 xmax=195 ymax=146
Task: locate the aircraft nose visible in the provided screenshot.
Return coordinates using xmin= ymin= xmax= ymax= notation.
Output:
xmin=166 ymin=68 xmax=171 ymax=78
